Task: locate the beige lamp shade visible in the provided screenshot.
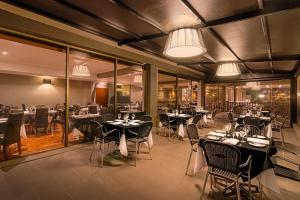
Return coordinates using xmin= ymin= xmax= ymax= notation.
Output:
xmin=164 ymin=28 xmax=207 ymax=58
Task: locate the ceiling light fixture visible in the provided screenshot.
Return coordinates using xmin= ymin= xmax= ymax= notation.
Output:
xmin=72 ymin=64 xmax=90 ymax=77
xmin=133 ymin=74 xmax=142 ymax=83
xmin=164 ymin=28 xmax=207 ymax=58
xmin=216 ymin=63 xmax=240 ymax=76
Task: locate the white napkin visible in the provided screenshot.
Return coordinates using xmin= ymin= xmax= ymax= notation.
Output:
xmin=208 ymin=131 xmax=226 ymax=137
xmin=111 ymin=121 xmax=122 ymax=125
xmin=178 ymin=123 xmax=185 ymax=137
xmin=266 ymin=123 xmax=272 ymax=138
xmin=20 ymin=124 xmax=27 ymax=139
xmin=193 ymin=146 xmax=207 ymax=174
xmin=223 ymin=138 xmax=240 ymax=145
xmin=129 ymin=122 xmax=139 ymax=126
xmin=203 ymin=114 xmax=208 ymax=123
xmin=247 ymin=137 xmax=270 ymax=145
xmin=119 ymin=134 xmax=128 ymax=156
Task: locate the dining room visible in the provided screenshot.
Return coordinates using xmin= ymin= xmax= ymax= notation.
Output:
xmin=0 ymin=0 xmax=300 ymax=200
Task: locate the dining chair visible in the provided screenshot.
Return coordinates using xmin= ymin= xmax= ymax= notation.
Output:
xmin=228 ymin=112 xmax=237 ymax=124
xmin=0 ymin=112 xmax=24 ymax=160
xmin=88 ymin=105 xmax=98 ymax=114
xmin=201 ymin=141 xmax=253 ymax=200
xmin=158 ymin=113 xmax=177 ymax=141
xmin=33 ymin=107 xmax=49 ymax=136
xmin=89 ymin=120 xmax=120 ymax=167
xmin=272 ymin=115 xmax=288 ymax=146
xmin=192 ymin=113 xmax=202 ymax=125
xmin=205 ymin=110 xmax=217 ymax=127
xmin=185 ymin=123 xmax=200 ymax=175
xmin=127 ymin=121 xmax=153 ymax=167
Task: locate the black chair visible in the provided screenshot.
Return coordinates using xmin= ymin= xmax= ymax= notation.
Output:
xmin=89 ymin=120 xmax=120 ymax=167
xmin=33 ymin=107 xmax=49 ymax=136
xmin=192 ymin=113 xmax=202 ymax=125
xmin=102 ymin=114 xmax=115 ymax=122
xmin=127 ymin=122 xmax=153 ymax=167
xmin=158 ymin=113 xmax=177 ymax=141
xmin=21 ymin=104 xmax=26 ymax=111
xmin=201 ymin=141 xmax=253 ymax=200
xmin=0 ymin=112 xmax=24 ymax=159
xmin=244 ymin=116 xmax=261 ymax=127
xmin=88 ymin=105 xmax=98 ymax=114
xmin=185 ymin=124 xmax=200 ymax=174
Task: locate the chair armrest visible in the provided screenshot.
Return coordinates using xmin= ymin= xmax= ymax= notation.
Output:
xmin=127 ymin=129 xmax=138 ymax=136
xmin=104 ymin=128 xmax=119 ymax=137
xmin=239 ymin=155 xmax=252 ymax=169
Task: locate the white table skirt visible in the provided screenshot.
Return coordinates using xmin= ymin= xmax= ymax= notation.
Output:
xmin=193 ymin=146 xmax=280 ymax=193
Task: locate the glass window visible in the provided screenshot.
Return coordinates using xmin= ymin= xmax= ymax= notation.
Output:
xmin=68 ymin=49 xmax=115 ymax=145
xmin=116 ymin=62 xmax=144 ymax=117
xmin=157 ymin=73 xmax=177 ymax=112
xmin=0 ymin=34 xmax=66 ymax=160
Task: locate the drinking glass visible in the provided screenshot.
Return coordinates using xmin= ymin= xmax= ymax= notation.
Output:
xmin=132 ymin=114 xmax=135 ymax=120
xmin=118 ymin=113 xmax=121 ymax=120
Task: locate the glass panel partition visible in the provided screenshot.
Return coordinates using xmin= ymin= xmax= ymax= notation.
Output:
xmin=0 ymin=34 xmax=66 ymax=160
xmin=157 ymin=73 xmax=177 ymax=113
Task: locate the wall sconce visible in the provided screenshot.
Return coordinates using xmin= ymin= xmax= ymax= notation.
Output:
xmin=43 ymin=78 xmax=52 ymax=84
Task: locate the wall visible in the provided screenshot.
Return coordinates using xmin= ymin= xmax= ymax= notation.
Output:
xmin=130 ymin=85 xmax=143 ymax=103
xmin=0 ymin=73 xmax=91 ymax=107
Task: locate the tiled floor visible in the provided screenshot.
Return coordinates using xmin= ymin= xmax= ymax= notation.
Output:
xmin=0 ymin=113 xmax=300 ymax=200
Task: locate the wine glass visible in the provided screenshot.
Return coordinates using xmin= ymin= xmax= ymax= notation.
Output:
xmin=132 ymin=114 xmax=135 ymax=120
xmin=118 ymin=113 xmax=121 ymax=120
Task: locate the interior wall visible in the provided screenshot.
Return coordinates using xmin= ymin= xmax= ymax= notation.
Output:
xmin=0 ymin=73 xmax=91 ymax=107
xmin=130 ymin=85 xmax=143 ymax=103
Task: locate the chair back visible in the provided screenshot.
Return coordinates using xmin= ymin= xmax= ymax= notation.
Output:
xmin=4 ymin=112 xmax=24 ymax=145
xmin=21 ymin=104 xmax=26 ymax=111
xmin=246 ymin=125 xmax=261 ymax=136
xmin=35 ymin=107 xmax=49 ymax=129
xmin=212 ymin=109 xmax=217 ymax=118
xmin=186 ymin=124 xmax=199 ymax=145
xmin=244 ymin=116 xmax=260 ymax=127
xmin=203 ymin=141 xmax=241 ymax=174
xmin=102 ymin=114 xmax=115 ymax=122
xmin=141 ymin=115 xmax=152 ymax=122
xmin=89 ymin=120 xmax=104 ymax=139
xmin=158 ymin=113 xmax=169 ymax=124
xmin=137 ymin=121 xmax=153 ymax=138
xmin=192 ymin=114 xmax=202 ymax=124
xmin=88 ymin=105 xmax=98 ymax=114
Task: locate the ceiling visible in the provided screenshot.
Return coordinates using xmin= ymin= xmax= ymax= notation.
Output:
xmin=0 ymin=36 xmax=143 ymax=86
xmin=3 ymin=0 xmax=300 ymax=78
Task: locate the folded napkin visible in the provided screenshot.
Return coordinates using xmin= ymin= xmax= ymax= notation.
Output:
xmin=260 ymin=117 xmax=271 ymax=120
xmin=111 ymin=121 xmax=122 ymax=125
xmin=223 ymin=138 xmax=240 ymax=145
xmin=129 ymin=122 xmax=139 ymax=126
xmin=247 ymin=137 xmax=270 ymax=145
xmin=208 ymin=131 xmax=226 ymax=137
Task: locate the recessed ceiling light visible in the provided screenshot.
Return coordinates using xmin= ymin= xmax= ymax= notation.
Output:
xmin=2 ymin=51 xmax=8 ymax=55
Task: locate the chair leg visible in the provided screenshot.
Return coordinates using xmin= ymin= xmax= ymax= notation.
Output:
xmin=200 ymin=169 xmax=209 ymax=200
xmin=90 ymin=139 xmax=96 ymax=161
xmin=147 ymin=141 xmax=152 ymax=160
xmin=185 ymin=148 xmax=193 ymax=175
xmin=101 ymin=140 xmax=104 ymax=168
xmin=3 ymin=145 xmax=7 ymax=160
xmin=236 ymin=180 xmax=241 ymax=200
xmin=135 ymin=138 xmax=138 ymax=167
xmin=17 ymin=141 xmax=21 ymax=156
